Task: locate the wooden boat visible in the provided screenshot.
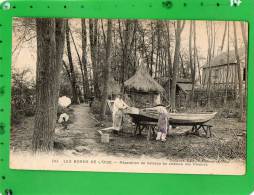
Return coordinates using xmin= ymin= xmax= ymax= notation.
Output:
xmin=141 ymin=111 xmax=217 ymax=125
xmin=125 ymin=106 xmax=217 ymax=125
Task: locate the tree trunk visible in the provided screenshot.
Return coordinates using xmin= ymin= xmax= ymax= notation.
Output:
xmin=89 ymin=19 xmax=100 ymax=98
xmin=233 ymin=22 xmax=243 ymax=121
xmin=63 ymin=60 xmax=72 ymax=83
xmin=240 ymin=22 xmax=248 ymax=102
xmin=155 ymin=21 xmax=162 ymax=79
xmin=81 ymin=19 xmax=90 ymax=100
xmin=32 ymin=19 xmax=66 ymax=152
xmin=220 ymin=21 xmax=228 ymax=51
xmin=166 ymin=22 xmax=172 ymax=101
xmin=211 ymin=22 xmax=216 ymax=58
xmin=179 ymin=54 xmax=185 ymax=78
xmin=224 ymin=22 xmax=230 ymax=104
xmin=189 ymin=21 xmax=194 ymax=103
xmin=66 ymin=21 xmax=79 ymax=104
xmin=55 ymin=19 xmax=67 ymax=104
xmin=123 ymin=20 xmax=131 ymax=90
xmin=191 ymin=21 xmax=196 ymax=102
xmin=69 ymin=27 xmax=86 ymax=103
xmin=195 ymin=47 xmax=202 ymax=85
xmin=150 ymin=22 xmax=155 ymax=75
xmin=170 ymin=21 xmax=185 ymax=109
xmin=100 ymin=20 xmax=113 ymax=119
xmin=206 ymin=21 xmax=212 ymax=107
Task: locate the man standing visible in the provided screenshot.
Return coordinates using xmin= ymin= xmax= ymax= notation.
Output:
xmin=112 ymin=94 xmax=129 ymax=132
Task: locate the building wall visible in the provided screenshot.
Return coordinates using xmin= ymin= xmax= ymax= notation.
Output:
xmin=202 ymin=63 xmax=245 ymax=88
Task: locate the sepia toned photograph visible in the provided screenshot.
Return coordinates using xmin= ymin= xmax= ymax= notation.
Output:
xmin=10 ymin=18 xmax=247 ymax=175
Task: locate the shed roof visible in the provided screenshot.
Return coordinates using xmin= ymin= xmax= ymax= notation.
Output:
xmin=159 ymin=77 xmax=192 ymax=85
xmin=203 ymin=48 xmax=246 ymax=69
xmin=177 ymin=83 xmax=192 ymax=94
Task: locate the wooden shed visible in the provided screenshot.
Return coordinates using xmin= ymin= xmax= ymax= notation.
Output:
xmin=161 ymin=78 xmax=192 ymax=108
xmin=202 ymin=48 xmax=246 ymax=89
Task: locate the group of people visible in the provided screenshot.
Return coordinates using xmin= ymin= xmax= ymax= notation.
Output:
xmin=57 ymin=94 xmax=170 ymax=142
xmin=112 ymin=94 xmax=169 ymax=142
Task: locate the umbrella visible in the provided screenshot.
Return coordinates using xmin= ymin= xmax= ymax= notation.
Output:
xmin=58 ymin=96 xmax=71 ymax=108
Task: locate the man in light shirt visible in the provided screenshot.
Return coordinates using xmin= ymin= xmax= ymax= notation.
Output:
xmin=112 ymin=94 xmax=129 ymax=132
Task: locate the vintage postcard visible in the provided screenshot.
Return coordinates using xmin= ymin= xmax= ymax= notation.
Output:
xmin=10 ymin=18 xmax=247 ymax=175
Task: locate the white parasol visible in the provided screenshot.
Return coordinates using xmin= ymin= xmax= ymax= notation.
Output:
xmin=58 ymin=96 xmax=71 ymax=108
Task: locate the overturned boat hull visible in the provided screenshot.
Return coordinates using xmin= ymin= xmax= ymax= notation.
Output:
xmin=126 ymin=107 xmax=217 ymax=125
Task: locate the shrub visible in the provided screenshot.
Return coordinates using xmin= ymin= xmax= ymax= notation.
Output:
xmin=11 ymin=69 xmax=36 ymax=124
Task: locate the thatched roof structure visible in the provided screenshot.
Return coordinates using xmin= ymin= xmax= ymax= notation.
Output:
xmin=124 ymin=66 xmax=164 ymax=94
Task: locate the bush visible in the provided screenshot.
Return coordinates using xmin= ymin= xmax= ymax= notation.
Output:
xmin=90 ymin=99 xmax=102 ymax=115
xmin=11 ymin=69 xmax=36 ymax=124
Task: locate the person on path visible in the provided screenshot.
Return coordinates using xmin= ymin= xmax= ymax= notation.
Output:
xmin=89 ymin=96 xmax=95 ymax=107
xmin=58 ymin=113 xmax=69 ymax=130
xmin=112 ymin=94 xmax=129 ymax=132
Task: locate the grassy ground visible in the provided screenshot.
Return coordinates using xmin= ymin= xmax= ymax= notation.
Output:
xmin=90 ymin=101 xmax=245 ymax=161
xmin=10 ymin=104 xmax=246 ymax=162
xmin=10 ymin=107 xmax=75 ymax=151
xmin=96 ymin=117 xmax=245 ymax=162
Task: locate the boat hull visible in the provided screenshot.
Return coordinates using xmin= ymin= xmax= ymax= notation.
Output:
xmin=126 ymin=107 xmax=217 ymax=125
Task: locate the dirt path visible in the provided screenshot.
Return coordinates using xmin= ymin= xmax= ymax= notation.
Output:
xmin=55 ymin=103 xmax=104 ymax=156
xmin=69 ymin=103 xmax=97 ymax=142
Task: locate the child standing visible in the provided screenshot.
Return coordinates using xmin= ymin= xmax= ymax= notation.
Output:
xmin=156 ymin=112 xmax=168 ymax=142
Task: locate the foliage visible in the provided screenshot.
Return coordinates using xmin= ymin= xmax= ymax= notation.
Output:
xmin=90 ymin=99 xmax=102 ymax=115
xmin=11 ymin=69 xmax=36 ymax=124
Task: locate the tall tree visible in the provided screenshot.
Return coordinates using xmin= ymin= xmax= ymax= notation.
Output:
xmin=220 ymin=21 xmax=228 ymax=51
xmin=170 ymin=20 xmax=185 ymax=109
xmin=32 ymin=19 xmax=66 ymax=152
xmin=68 ymin=19 xmax=90 ymax=101
xmin=118 ymin=20 xmax=132 ymax=90
xmin=206 ymin=21 xmax=213 ymax=107
xmin=240 ymin=22 xmax=248 ymax=53
xmin=211 ymin=22 xmax=216 ymax=58
xmin=224 ymin=22 xmax=230 ymax=104
xmin=195 ymin=47 xmax=202 ymax=85
xmin=233 ymin=22 xmax=243 ymax=121
xmin=191 ymin=21 xmax=197 ymax=102
xmin=188 ymin=21 xmax=196 ymax=102
xmin=189 ymin=21 xmax=193 ymax=80
xmin=240 ymin=22 xmax=248 ymax=96
xmin=155 ymin=21 xmax=162 ymax=78
xmin=100 ymin=20 xmax=113 ymax=119
xmin=66 ymin=20 xmax=79 ymax=104
xmin=166 ymin=22 xmax=172 ymax=101
xmin=89 ymin=19 xmax=100 ymax=98
xmin=150 ymin=22 xmax=155 ymax=75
